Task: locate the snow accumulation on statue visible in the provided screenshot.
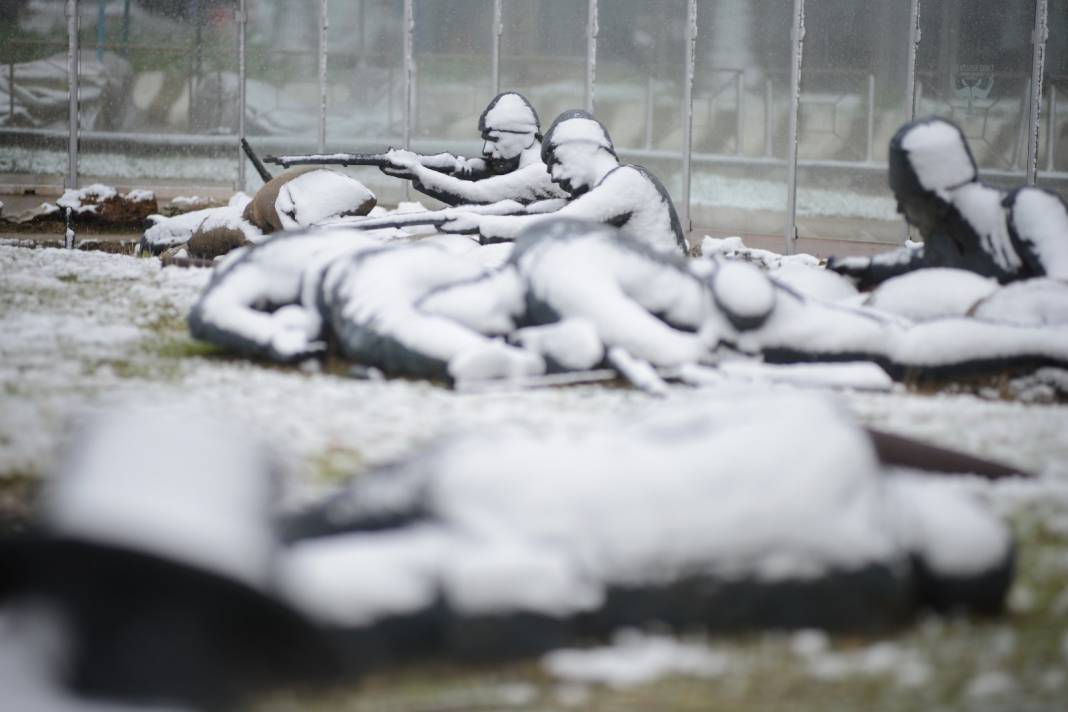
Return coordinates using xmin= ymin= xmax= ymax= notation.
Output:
xmin=828 ymin=116 xmax=1068 ymax=288
xmin=279 ymin=392 xmax=1014 ymax=664
xmin=188 ymin=216 xmax=1068 ymax=387
xmin=439 ymin=110 xmax=689 ymax=256
xmin=379 ymin=92 xmax=569 ymax=208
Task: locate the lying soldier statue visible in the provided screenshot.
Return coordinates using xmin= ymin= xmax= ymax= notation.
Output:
xmin=828 ymin=116 xmax=1068 ymax=288
xmin=265 ymin=92 xmax=568 ymax=208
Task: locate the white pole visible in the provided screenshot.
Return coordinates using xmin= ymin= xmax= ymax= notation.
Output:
xmin=1027 ymin=0 xmax=1049 ymax=185
xmin=681 ymin=0 xmax=697 ymax=241
xmin=237 ymin=0 xmax=246 ymax=190
xmin=492 ymin=0 xmax=502 ymax=95
xmin=403 ymin=0 xmax=413 ymax=200
xmin=66 ymin=0 xmax=79 ymax=190
xmin=585 ymin=0 xmax=598 ymax=113
xmin=318 ymin=0 xmax=328 ymax=153
xmin=784 ymin=0 xmax=804 ymax=255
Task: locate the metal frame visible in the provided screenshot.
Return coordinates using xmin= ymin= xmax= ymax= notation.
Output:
xmin=1027 ymin=0 xmax=1049 ymax=185
xmin=12 ymin=0 xmax=1055 ymax=246
xmin=785 ymin=0 xmax=805 ymax=254
xmin=236 ymin=0 xmax=247 ymax=190
xmin=66 ymin=0 xmax=79 ymax=190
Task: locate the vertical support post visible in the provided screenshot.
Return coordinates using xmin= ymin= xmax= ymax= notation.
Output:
xmin=122 ymin=0 xmax=130 ymax=58
xmin=318 ymin=0 xmax=328 ymax=153
xmin=96 ymin=0 xmax=105 ymax=62
xmin=784 ymin=0 xmax=804 ymax=255
xmin=585 ymin=0 xmax=598 ymax=113
xmin=1027 ymin=0 xmax=1048 ymax=185
xmin=905 ymin=0 xmax=920 ymax=121
xmin=866 ymin=73 xmax=875 ymax=162
xmin=764 ymin=77 xmax=774 ymax=157
xmin=8 ymin=62 xmax=14 ymax=125
xmin=680 ymin=0 xmax=697 ymax=242
xmin=403 ymin=0 xmax=414 ymax=199
xmin=67 ymin=0 xmax=79 ymax=190
xmin=735 ymin=70 xmax=744 ymax=154
xmin=236 ymin=0 xmax=247 ymax=191
xmin=1047 ymin=83 xmax=1057 ymax=172
xmin=644 ymin=74 xmax=655 ymax=149
xmin=491 ymin=0 xmax=502 ymax=96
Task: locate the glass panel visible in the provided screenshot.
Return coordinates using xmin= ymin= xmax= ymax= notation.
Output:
xmin=326 ymin=0 xmax=406 ymax=206
xmin=916 ymin=0 xmax=1034 ymax=192
xmin=1038 ymin=2 xmax=1068 ymax=200
xmin=499 ymin=0 xmax=586 ymax=130
xmin=691 ymin=0 xmax=793 ymax=242
xmin=245 ymin=0 xmax=324 ymax=192
xmin=0 ymin=0 xmax=70 ymax=188
xmin=595 ymin=0 xmax=687 ymax=205
xmin=77 ymin=0 xmax=239 ymax=191
xmin=795 ymin=1 xmax=911 ymax=245
xmin=412 ymin=0 xmax=493 ymax=148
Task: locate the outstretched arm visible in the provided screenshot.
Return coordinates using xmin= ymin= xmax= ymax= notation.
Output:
xmin=409 ymin=162 xmax=565 ymax=206
xmin=827 ymin=243 xmax=927 ymax=290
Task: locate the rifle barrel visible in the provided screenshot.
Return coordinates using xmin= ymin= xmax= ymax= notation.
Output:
xmin=263 ymin=153 xmax=389 ymax=168
xmin=240 ymin=138 xmax=274 ymax=183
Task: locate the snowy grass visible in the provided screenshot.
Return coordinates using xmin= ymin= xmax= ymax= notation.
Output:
xmin=1 ymin=245 xmax=1067 ymax=710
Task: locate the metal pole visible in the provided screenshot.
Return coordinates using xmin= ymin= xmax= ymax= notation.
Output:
xmin=681 ymin=0 xmax=697 ymax=241
xmin=8 ymin=63 xmax=14 ymax=125
xmin=784 ymin=0 xmax=804 ymax=255
xmin=735 ymin=71 xmax=744 ymax=154
xmin=585 ymin=0 xmax=598 ymax=112
xmin=764 ymin=77 xmax=773 ymax=157
xmin=492 ymin=0 xmax=502 ymax=95
xmin=318 ymin=0 xmax=328 ymax=153
xmin=1047 ymin=83 xmax=1057 ymax=172
xmin=403 ymin=0 xmax=413 ymax=199
xmin=67 ymin=0 xmax=79 ymax=190
xmin=1027 ymin=0 xmax=1048 ymax=185
xmin=866 ymin=73 xmax=875 ymax=162
xmin=237 ymin=0 xmax=247 ymax=190
xmin=905 ymin=0 xmax=920 ymax=121
xmin=644 ymin=74 xmax=655 ymax=149
xmin=96 ymin=0 xmax=105 ymax=62
xmin=122 ymin=0 xmax=130 ymax=58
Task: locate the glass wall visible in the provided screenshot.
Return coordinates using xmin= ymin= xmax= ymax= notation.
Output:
xmin=0 ymin=0 xmax=71 ymax=188
xmin=595 ymin=0 xmax=687 ymax=204
xmin=793 ymin=1 xmax=911 ymax=244
xmin=499 ymin=0 xmax=587 ymax=130
xmin=325 ymin=0 xmax=405 ymax=205
xmin=916 ymin=0 xmax=1034 ymax=190
xmin=77 ymin=0 xmax=239 ymax=190
xmin=2 ymin=0 xmax=1063 ymax=246
xmin=690 ymin=0 xmax=793 ymax=242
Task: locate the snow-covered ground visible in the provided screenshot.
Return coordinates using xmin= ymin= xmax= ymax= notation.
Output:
xmin=2 ymin=243 xmax=1068 ymax=711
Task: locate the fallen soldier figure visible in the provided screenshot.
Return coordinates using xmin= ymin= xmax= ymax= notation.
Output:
xmin=278 ymin=392 xmax=1015 ymax=667
xmin=828 ymin=116 xmax=1068 ymax=288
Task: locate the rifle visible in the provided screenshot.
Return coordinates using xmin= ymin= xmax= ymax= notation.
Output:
xmin=263 ymin=153 xmax=390 ymax=169
xmin=240 ymin=138 xmax=274 ymax=183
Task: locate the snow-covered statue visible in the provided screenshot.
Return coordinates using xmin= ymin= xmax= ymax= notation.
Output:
xmin=379 ymin=92 xmax=568 ymax=207
xmin=439 ymin=110 xmax=689 ymax=256
xmin=0 ymin=408 xmax=339 ymax=709
xmin=279 ymin=393 xmax=1014 ymax=662
xmin=828 ymin=116 xmax=1068 ymax=288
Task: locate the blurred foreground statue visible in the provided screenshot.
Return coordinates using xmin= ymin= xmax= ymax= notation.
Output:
xmin=0 ymin=408 xmax=339 ymax=711
xmin=279 ymin=393 xmax=1015 ymax=665
xmin=829 ymin=116 xmax=1068 ymax=288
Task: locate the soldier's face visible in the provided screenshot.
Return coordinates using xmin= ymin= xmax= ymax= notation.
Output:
xmin=546 ymin=142 xmax=599 ymax=196
xmin=481 ymin=129 xmax=532 ymax=172
xmin=895 ymin=190 xmax=943 ymax=236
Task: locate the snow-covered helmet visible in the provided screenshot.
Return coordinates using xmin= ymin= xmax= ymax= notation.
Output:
xmin=541 ymin=110 xmax=618 ymax=166
xmin=479 ymin=92 xmax=541 ymax=136
xmin=888 ymin=117 xmax=977 ymax=198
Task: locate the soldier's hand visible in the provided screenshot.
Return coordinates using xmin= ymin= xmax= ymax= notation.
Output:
xmin=439 ymin=212 xmax=482 ymax=235
xmin=381 ymin=148 xmax=420 ymax=178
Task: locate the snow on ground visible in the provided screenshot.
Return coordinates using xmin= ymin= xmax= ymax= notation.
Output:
xmin=2 ymin=244 xmax=1068 ymax=708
